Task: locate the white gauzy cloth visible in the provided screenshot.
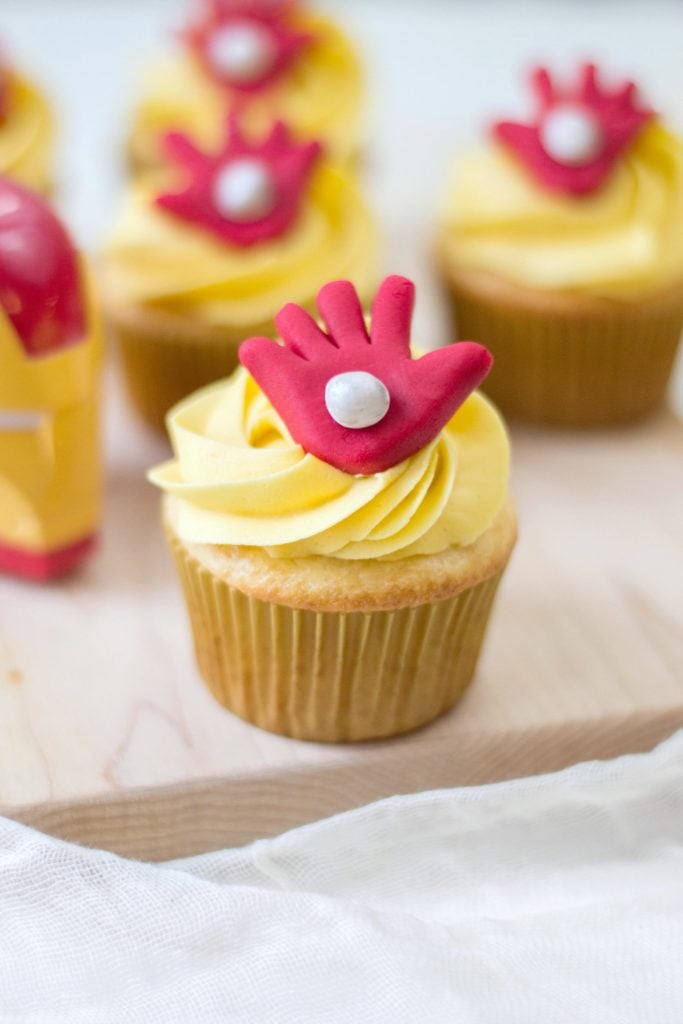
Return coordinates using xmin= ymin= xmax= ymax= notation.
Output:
xmin=2 ymin=734 xmax=683 ymax=1023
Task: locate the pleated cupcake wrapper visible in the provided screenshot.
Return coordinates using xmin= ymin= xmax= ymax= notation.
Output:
xmin=448 ymin=284 xmax=683 ymax=427
xmin=113 ymin=322 xmax=242 ymax=433
xmin=170 ymin=533 xmax=506 ymax=743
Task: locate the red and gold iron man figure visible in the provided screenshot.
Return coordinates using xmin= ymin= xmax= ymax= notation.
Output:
xmin=0 ymin=176 xmax=102 ymax=579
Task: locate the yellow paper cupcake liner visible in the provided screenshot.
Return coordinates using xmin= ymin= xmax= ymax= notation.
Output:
xmin=112 ymin=320 xmax=245 ymax=433
xmin=169 ymin=532 xmax=506 ymax=743
xmin=447 ymin=279 xmax=683 ymax=427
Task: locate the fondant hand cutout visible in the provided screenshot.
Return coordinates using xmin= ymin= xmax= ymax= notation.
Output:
xmin=185 ymin=0 xmax=312 ymax=94
xmin=494 ymin=63 xmax=653 ymax=195
xmin=240 ymin=276 xmax=493 ymax=475
xmin=156 ymin=116 xmax=321 ymax=246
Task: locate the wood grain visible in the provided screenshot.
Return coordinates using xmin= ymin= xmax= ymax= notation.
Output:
xmin=1 ymin=373 xmax=682 ymax=860
xmin=12 ymin=708 xmax=683 ymax=861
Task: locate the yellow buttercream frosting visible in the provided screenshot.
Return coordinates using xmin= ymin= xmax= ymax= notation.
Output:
xmin=104 ymin=162 xmax=377 ymax=328
xmin=149 ymin=365 xmax=510 ymax=561
xmin=0 ymin=71 xmax=53 ymax=193
xmin=441 ymin=123 xmax=683 ymax=299
xmin=130 ymin=12 xmax=362 ymax=168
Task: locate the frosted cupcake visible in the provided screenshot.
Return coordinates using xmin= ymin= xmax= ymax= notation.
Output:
xmin=128 ymin=0 xmax=363 ymax=174
xmin=0 ymin=177 xmax=102 ymax=579
xmin=0 ymin=49 xmax=53 ymax=193
xmin=438 ymin=64 xmax=683 ymax=426
xmin=104 ymin=116 xmax=376 ymax=431
xmin=149 ymin=275 xmax=515 ymax=742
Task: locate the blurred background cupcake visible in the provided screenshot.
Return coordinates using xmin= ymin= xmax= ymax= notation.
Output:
xmin=149 ymin=275 xmax=515 ymax=742
xmin=127 ymin=0 xmax=363 ymax=176
xmin=438 ymin=63 xmax=683 ymax=427
xmin=0 ymin=44 xmax=53 ymax=193
xmin=103 ymin=115 xmax=377 ymax=432
xmin=0 ymin=176 xmax=102 ymax=580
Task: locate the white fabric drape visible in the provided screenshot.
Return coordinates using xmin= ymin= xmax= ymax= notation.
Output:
xmin=2 ymin=732 xmax=683 ymax=1023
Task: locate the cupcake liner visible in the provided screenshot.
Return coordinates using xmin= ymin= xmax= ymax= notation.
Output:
xmin=112 ymin=319 xmax=246 ymax=433
xmin=446 ymin=276 xmax=683 ymax=427
xmin=170 ymin=531 xmax=506 ymax=743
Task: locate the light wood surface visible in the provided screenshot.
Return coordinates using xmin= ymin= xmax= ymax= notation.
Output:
xmin=2 ymin=374 xmax=682 ymax=860
xmin=2 ymin=0 xmax=683 ymax=860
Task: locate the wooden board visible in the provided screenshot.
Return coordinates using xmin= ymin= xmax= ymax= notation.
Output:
xmin=2 ymin=0 xmax=683 ymax=861
xmin=1 ymin=374 xmax=682 ymax=860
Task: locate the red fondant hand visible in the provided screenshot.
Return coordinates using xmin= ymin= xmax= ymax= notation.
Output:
xmin=240 ymin=276 xmax=492 ymax=475
xmin=185 ymin=0 xmax=312 ymax=94
xmin=494 ymin=63 xmax=653 ymax=195
xmin=156 ymin=116 xmax=320 ymax=246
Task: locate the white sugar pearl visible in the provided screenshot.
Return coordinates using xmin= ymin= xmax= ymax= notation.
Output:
xmin=325 ymin=372 xmax=390 ymax=430
xmin=540 ymin=104 xmax=604 ymax=166
xmin=206 ymin=22 xmax=276 ymax=86
xmin=213 ymin=159 xmax=278 ymax=222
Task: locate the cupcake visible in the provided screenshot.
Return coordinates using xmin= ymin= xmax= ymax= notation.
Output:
xmin=128 ymin=0 xmax=363 ymax=175
xmin=0 ymin=48 xmax=53 ymax=193
xmin=103 ymin=116 xmax=376 ymax=431
xmin=149 ymin=275 xmax=515 ymax=742
xmin=0 ymin=177 xmax=102 ymax=580
xmin=438 ymin=63 xmax=683 ymax=426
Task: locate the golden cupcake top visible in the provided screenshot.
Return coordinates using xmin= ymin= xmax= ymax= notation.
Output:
xmin=149 ymin=276 xmax=510 ymax=560
xmin=105 ymin=116 xmax=376 ymax=327
xmin=0 ymin=52 xmax=53 ymax=193
xmin=130 ymin=0 xmax=363 ymax=168
xmin=441 ymin=63 xmax=683 ymax=298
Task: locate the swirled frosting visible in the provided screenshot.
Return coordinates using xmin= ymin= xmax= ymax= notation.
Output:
xmin=104 ymin=163 xmax=376 ymax=327
xmin=131 ymin=12 xmax=362 ymax=167
xmin=149 ymin=365 xmax=510 ymax=560
xmin=441 ymin=123 xmax=683 ymax=299
xmin=0 ymin=72 xmax=52 ymax=192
